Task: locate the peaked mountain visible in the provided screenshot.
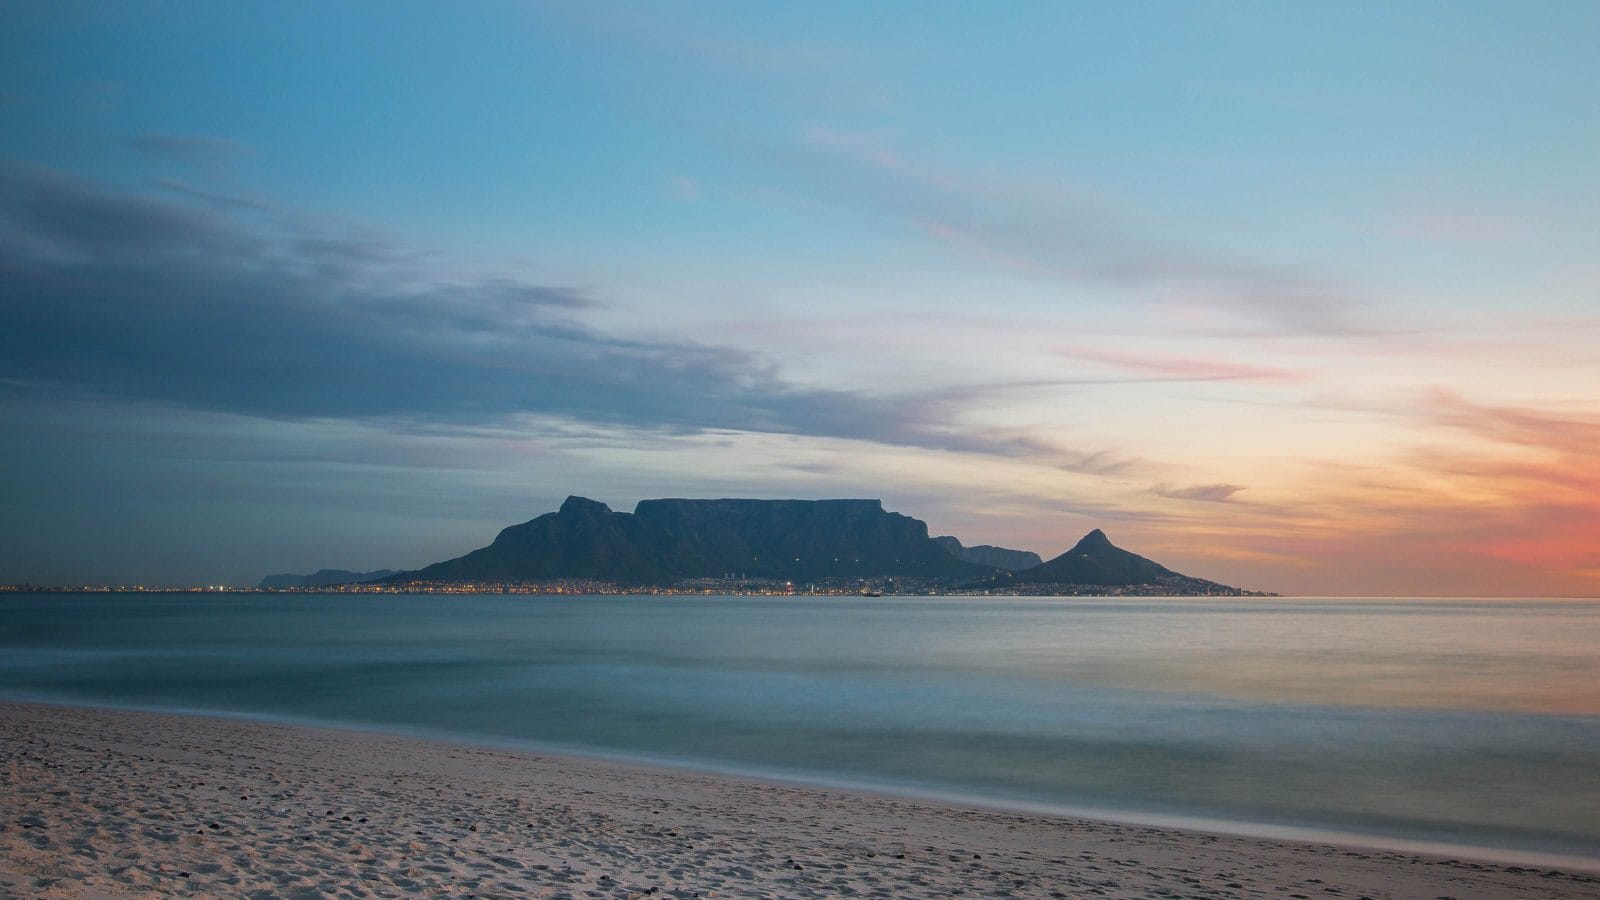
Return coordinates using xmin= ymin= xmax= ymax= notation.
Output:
xmin=258 ymin=568 xmax=397 ymax=589
xmin=999 ymin=529 xmax=1261 ymax=594
xmin=931 ymin=536 xmax=1042 ymax=572
xmin=1013 ymin=529 xmax=1174 ymax=584
xmin=392 ymin=496 xmax=993 ymax=586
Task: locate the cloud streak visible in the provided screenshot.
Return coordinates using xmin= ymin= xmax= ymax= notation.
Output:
xmin=1152 ymin=483 xmax=1247 ymax=503
xmin=1055 ymin=346 xmax=1304 ymax=383
xmin=785 ymin=129 xmax=1375 ymax=334
xmin=1420 ymin=388 xmax=1600 ymax=458
xmin=127 ymin=133 xmax=252 ymax=171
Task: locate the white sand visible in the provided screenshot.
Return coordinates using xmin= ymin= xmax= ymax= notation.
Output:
xmin=2 ymin=702 xmax=1596 ymax=899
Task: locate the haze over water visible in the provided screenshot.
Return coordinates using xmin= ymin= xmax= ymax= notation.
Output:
xmin=4 ymin=593 xmax=1597 ymax=865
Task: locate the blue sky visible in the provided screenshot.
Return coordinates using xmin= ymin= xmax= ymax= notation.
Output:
xmin=2 ymin=2 xmax=1598 ymax=593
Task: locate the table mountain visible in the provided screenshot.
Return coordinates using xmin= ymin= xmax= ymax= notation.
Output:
xmin=258 ymin=568 xmax=397 ymax=589
xmin=391 ymin=496 xmax=996 ymax=586
xmin=378 ymin=498 xmax=1267 ymax=595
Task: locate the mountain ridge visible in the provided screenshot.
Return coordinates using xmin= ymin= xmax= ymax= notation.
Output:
xmin=369 ymin=496 xmax=1269 ymax=595
xmin=931 ymin=536 xmax=1042 ymax=572
xmin=397 ymin=496 xmax=991 ymax=585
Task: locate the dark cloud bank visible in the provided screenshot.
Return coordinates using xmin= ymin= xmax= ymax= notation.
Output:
xmin=0 ymin=162 xmax=1058 ymax=458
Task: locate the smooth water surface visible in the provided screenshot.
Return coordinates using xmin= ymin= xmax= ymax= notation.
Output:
xmin=2 ymin=593 xmax=1597 ymax=862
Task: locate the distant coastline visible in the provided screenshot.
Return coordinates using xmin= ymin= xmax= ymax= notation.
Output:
xmin=2 ymin=495 xmax=1279 ymax=596
xmin=323 ymin=496 xmax=1276 ymax=597
xmin=1 ymin=582 xmax=1276 ymax=597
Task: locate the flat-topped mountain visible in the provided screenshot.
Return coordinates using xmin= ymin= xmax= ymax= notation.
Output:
xmin=258 ymin=568 xmax=397 ymax=589
xmin=393 ymin=496 xmax=1000 ymax=586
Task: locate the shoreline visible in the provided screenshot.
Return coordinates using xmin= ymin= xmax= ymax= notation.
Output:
xmin=6 ymin=696 xmax=1598 ymax=877
xmin=4 ymin=702 xmax=1598 ymax=898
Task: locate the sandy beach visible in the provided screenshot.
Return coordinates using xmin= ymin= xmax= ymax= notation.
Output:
xmin=1 ymin=703 xmax=1596 ymax=899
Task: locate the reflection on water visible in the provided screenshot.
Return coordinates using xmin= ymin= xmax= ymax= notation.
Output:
xmin=2 ymin=593 xmax=1597 ymax=860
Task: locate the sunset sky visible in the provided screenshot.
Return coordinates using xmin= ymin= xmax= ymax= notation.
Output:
xmin=2 ymin=2 xmax=1597 ymax=594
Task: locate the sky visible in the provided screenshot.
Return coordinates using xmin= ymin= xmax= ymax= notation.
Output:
xmin=2 ymin=1 xmax=1597 ymax=595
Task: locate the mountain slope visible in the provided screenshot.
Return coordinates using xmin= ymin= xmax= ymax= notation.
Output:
xmin=1011 ymin=529 xmax=1175 ymax=585
xmin=931 ymin=536 xmax=1042 ymax=572
xmin=400 ymin=496 xmax=675 ymax=585
xmin=998 ymin=529 xmax=1260 ymax=594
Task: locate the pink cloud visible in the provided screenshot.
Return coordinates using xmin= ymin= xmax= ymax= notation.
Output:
xmin=1054 ymin=345 xmax=1304 ymax=382
xmin=1117 ymin=391 xmax=1600 ymax=595
xmin=1387 ymin=211 xmax=1523 ymax=245
xmin=1420 ymin=388 xmax=1600 ymax=456
xmin=1151 ymin=483 xmax=1246 ymax=503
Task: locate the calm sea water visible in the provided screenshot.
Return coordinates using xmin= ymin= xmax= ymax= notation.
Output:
xmin=2 ymin=593 xmax=1597 ymax=865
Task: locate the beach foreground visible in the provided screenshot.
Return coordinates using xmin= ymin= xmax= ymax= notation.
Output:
xmin=1 ymin=703 xmax=1595 ymax=899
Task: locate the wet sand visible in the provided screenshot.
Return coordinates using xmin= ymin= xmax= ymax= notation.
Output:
xmin=2 ymin=702 xmax=1596 ymax=898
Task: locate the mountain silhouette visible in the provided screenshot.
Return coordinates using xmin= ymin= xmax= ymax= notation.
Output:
xmin=931 ymin=536 xmax=1042 ymax=571
xmin=392 ymin=496 xmax=1006 ymax=585
xmin=1009 ymin=529 xmax=1176 ymax=585
xmin=257 ymin=568 xmax=397 ymax=589
xmin=994 ymin=529 xmax=1260 ymax=594
xmin=371 ymin=498 xmax=1266 ymax=595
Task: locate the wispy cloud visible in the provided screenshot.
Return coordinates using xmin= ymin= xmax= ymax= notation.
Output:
xmin=1385 ymin=210 xmax=1524 ymax=245
xmin=1152 ymin=483 xmax=1247 ymax=503
xmin=784 ymin=128 xmax=1375 ymax=335
xmin=1419 ymin=388 xmax=1600 ymax=457
xmin=1059 ymin=448 xmax=1141 ymax=476
xmin=153 ymin=177 xmax=280 ymax=214
xmin=1055 ymin=346 xmax=1304 ymax=383
xmin=127 ymin=133 xmax=251 ymax=172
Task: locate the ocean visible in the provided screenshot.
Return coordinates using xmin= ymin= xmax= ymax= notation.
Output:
xmin=2 ymin=592 xmax=1596 ymax=866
